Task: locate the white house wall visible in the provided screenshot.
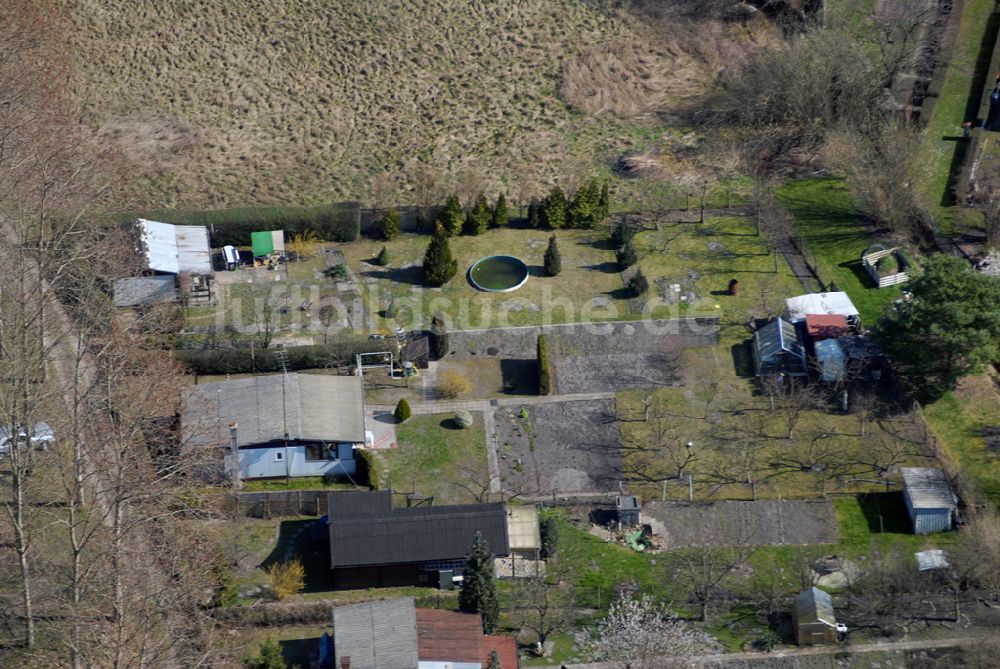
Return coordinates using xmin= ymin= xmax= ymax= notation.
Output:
xmin=232 ymin=445 xmax=357 ymax=480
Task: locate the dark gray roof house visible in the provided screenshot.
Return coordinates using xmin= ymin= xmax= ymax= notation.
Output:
xmin=182 ymin=373 xmax=365 ymax=448
xmin=326 ymin=491 xmax=511 ymax=588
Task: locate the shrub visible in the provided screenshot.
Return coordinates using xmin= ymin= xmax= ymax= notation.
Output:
xmin=527 ymin=201 xmax=541 ymax=228
xmin=430 ymin=312 xmax=449 ymax=359
xmin=437 ymin=370 xmax=471 ymax=399
xmin=876 ymin=252 xmax=900 ymax=275
xmin=375 ymin=245 xmax=390 ymax=266
xmin=265 ymin=559 xmax=305 ymax=600
xmin=354 ymin=447 xmax=380 ymax=489
xmin=394 ymin=398 xmax=412 ymax=423
xmin=537 ymin=334 xmax=552 ymax=395
xmin=243 ymin=638 xmax=286 ymax=669
xmin=627 ymin=270 xmax=649 ymax=297
xmin=568 ymin=179 xmax=601 ymax=228
xmin=454 ymin=410 xmax=474 ymax=428
xmin=327 ymin=262 xmax=348 ymax=280
xmin=378 ymin=209 xmax=401 ymax=240
xmin=423 ymin=233 xmax=458 ymax=286
xmin=137 ymin=202 xmax=361 ymax=246
xmin=491 ymin=192 xmax=508 ymax=228
xmin=174 ymin=341 xmax=388 ymax=375
xmin=287 ymin=229 xmax=319 ymax=259
xmin=616 ymin=241 xmax=638 ymax=269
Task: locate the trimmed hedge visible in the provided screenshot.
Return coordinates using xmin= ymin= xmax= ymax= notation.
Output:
xmin=537 ymin=334 xmax=552 ymax=395
xmin=354 ymin=448 xmax=380 ymax=490
xmin=136 ymin=202 xmax=361 ymax=246
xmin=175 ymin=341 xmax=388 ymax=375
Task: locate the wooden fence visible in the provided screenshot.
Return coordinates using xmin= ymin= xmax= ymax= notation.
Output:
xmin=234 ymin=491 xmax=329 ymax=518
xmin=861 ymin=247 xmax=912 ymax=288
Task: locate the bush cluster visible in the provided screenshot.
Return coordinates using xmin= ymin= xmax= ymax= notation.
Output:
xmin=174 ymin=341 xmax=387 ymax=374
xmin=528 ymin=179 xmax=609 ymax=230
xmin=354 ymin=447 xmax=380 ymax=490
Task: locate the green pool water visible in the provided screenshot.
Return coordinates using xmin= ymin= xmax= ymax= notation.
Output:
xmin=468 ymin=255 xmax=529 ymax=292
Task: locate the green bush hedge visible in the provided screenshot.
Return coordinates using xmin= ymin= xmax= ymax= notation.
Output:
xmin=175 ymin=341 xmax=387 ymax=374
xmin=354 ymin=448 xmax=380 ymax=490
xmin=537 ymin=334 xmax=552 ymax=395
xmin=136 ymin=202 xmax=361 ymax=246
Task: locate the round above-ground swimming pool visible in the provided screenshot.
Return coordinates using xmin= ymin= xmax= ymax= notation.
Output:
xmin=468 ymin=255 xmax=529 ymax=292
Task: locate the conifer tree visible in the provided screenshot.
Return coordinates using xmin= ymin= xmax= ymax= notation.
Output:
xmin=616 ymin=240 xmax=638 ymax=269
xmin=441 ymin=194 xmax=464 ymax=237
xmin=528 ymin=201 xmax=541 ymax=228
xmin=543 ymin=235 xmax=562 ymax=277
xmin=458 ymin=533 xmax=500 ymax=633
xmin=568 ymin=179 xmax=599 ymax=228
xmin=491 ymin=192 xmax=509 ymax=228
xmin=598 ymin=181 xmax=610 ymax=221
xmin=375 ymin=245 xmax=390 ymax=266
xmin=422 ymin=230 xmax=458 ymax=286
xmin=464 ymin=193 xmax=491 ymax=235
xmin=540 ymin=187 xmax=567 ymax=229
xmin=610 ymin=218 xmax=634 ymax=249
xmin=378 ymin=209 xmax=401 ymax=240
xmin=628 ymin=270 xmax=649 ymax=297
xmin=430 ymin=312 xmax=449 ymax=360
xmin=394 ymin=398 xmax=412 ymax=423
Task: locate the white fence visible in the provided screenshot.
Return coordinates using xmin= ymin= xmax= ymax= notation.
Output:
xmin=862 ymin=247 xmax=911 ymax=288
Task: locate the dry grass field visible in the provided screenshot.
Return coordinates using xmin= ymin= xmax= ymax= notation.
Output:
xmin=62 ymin=0 xmax=776 ymax=209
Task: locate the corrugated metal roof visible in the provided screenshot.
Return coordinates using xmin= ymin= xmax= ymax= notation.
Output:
xmin=137 ymin=219 xmax=212 ymax=274
xmin=181 ymin=373 xmax=365 ymax=448
xmin=113 ymin=276 xmax=177 ymax=307
xmin=415 ymin=609 xmax=483 ymax=663
xmin=328 ymin=490 xmax=394 ymax=518
xmin=329 ymin=501 xmax=510 ymax=568
xmin=916 ymin=549 xmax=949 ymax=571
xmin=902 ymin=468 xmax=957 ymax=510
xmin=332 ymin=598 xmax=419 ymax=669
xmin=786 ymin=292 xmax=860 ymax=323
xmin=794 ymin=587 xmax=836 ymax=626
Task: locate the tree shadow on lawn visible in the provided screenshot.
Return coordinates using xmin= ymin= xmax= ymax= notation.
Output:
xmin=360 ymin=266 xmax=424 ymax=285
xmin=261 ymin=519 xmax=335 ymax=593
xmin=855 ymin=492 xmax=914 ymax=535
xmin=581 ymin=237 xmax=617 ymax=251
xmin=586 ymin=261 xmax=620 ymax=273
xmin=500 ymin=359 xmax=539 ymax=395
xmin=837 ymin=259 xmax=878 ymax=289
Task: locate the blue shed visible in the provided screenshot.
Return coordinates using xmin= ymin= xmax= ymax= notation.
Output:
xmin=902 ymin=468 xmax=957 ymax=535
xmin=814 ymin=339 xmax=846 ymax=383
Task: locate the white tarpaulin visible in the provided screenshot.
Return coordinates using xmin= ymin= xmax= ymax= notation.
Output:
xmin=785 ymin=292 xmax=860 ymax=324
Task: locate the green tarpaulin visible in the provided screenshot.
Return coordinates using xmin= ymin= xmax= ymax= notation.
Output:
xmin=251 ymin=230 xmax=275 ymax=257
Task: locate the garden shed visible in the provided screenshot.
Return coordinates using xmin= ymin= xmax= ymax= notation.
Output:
xmin=785 ymin=292 xmax=860 ymax=329
xmin=751 ymin=317 xmax=808 ymax=377
xmin=902 ymin=467 xmax=958 ymax=534
xmin=793 ymin=587 xmax=840 ymax=646
xmin=814 ymin=338 xmax=846 ymax=383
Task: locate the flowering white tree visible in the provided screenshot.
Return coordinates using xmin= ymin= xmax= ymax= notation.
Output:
xmin=575 ymin=594 xmax=708 ymax=669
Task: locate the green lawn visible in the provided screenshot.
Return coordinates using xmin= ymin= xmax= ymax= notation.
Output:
xmin=616 ymin=345 xmax=932 ymax=502
xmin=340 ymin=227 xmax=627 ymax=331
xmin=915 ymin=0 xmax=999 ymax=231
xmin=379 ymin=413 xmax=489 ymax=503
xmin=922 ymin=374 xmax=1000 ymax=505
xmin=632 ymin=214 xmax=805 ymax=345
xmin=778 ymin=178 xmax=902 ymax=325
